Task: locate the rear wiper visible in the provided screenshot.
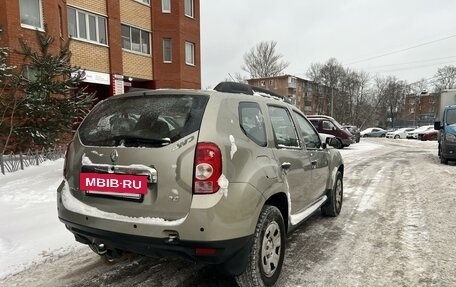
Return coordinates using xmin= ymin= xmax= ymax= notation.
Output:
xmin=112 ymin=135 xmax=171 ymax=147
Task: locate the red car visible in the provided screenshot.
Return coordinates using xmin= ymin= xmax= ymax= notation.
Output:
xmin=418 ymin=129 xmax=438 ymax=141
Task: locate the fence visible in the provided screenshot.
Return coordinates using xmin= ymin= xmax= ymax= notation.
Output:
xmin=0 ymin=146 xmax=66 ymax=175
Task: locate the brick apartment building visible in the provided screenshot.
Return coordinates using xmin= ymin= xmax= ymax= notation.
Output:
xmin=402 ymin=92 xmax=440 ymax=127
xmin=247 ymin=75 xmax=331 ymax=115
xmin=0 ymin=0 xmax=201 ymax=102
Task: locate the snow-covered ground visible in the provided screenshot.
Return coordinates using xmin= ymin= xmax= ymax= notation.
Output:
xmin=0 ymin=138 xmax=441 ymax=281
xmin=0 ymin=159 xmax=80 ymax=279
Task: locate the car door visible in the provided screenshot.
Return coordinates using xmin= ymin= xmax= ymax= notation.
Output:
xmin=267 ymin=105 xmax=313 ymax=214
xmin=293 ymin=111 xmax=330 ymax=201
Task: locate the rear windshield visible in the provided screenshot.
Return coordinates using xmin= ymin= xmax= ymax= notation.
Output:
xmin=78 ymin=94 xmax=208 ymax=147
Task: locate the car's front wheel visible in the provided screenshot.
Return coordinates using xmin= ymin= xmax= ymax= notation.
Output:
xmin=394 ymin=135 xmax=400 ymax=139
xmin=236 ymin=205 xmax=285 ymax=287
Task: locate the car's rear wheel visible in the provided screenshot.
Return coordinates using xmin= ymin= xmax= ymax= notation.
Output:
xmin=236 ymin=205 xmax=285 ymax=287
xmin=322 ymin=171 xmax=343 ymax=217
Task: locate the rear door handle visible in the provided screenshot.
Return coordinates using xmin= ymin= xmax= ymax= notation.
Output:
xmin=311 ymin=160 xmax=317 ymax=168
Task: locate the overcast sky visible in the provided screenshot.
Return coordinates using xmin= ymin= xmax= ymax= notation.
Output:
xmin=200 ymin=0 xmax=456 ymax=89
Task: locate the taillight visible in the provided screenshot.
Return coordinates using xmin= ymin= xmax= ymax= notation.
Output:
xmin=193 ymin=142 xmax=222 ymax=194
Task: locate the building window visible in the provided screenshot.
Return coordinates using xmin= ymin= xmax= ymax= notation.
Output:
xmin=185 ymin=41 xmax=195 ymax=65
xmin=162 ymin=0 xmax=171 ymax=12
xmin=184 ymin=0 xmax=194 ymax=18
xmin=121 ymin=24 xmax=151 ymax=55
xmin=260 ymin=80 xmax=265 ymax=87
xmin=20 ymin=0 xmax=43 ymax=29
xmin=68 ymin=7 xmax=107 ymax=45
xmin=163 ymin=38 xmax=172 ymax=62
xmin=23 ymin=65 xmax=39 ymax=82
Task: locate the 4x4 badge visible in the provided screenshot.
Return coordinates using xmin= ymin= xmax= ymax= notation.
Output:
xmin=172 ymin=135 xmax=195 ymax=151
xmin=110 ymin=150 xmax=119 ymax=163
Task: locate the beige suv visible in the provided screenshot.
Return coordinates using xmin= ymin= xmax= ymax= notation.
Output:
xmin=57 ymin=82 xmax=344 ymax=287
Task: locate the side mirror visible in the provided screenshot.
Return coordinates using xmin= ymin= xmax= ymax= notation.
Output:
xmin=326 ymin=136 xmax=339 ymax=148
xmin=434 ymin=121 xmax=441 ymax=130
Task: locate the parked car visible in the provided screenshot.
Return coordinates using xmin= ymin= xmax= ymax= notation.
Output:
xmin=360 ymin=127 xmax=387 ymax=137
xmin=435 ymin=105 xmax=456 ymax=164
xmin=406 ymin=125 xmax=433 ymax=139
xmin=307 ymin=115 xmax=353 ymax=148
xmin=385 ymin=127 xmax=415 ymax=139
xmin=418 ymin=129 xmax=438 ymax=141
xmin=342 ymin=125 xmax=361 ymax=143
xmin=57 ymin=82 xmax=344 ymax=287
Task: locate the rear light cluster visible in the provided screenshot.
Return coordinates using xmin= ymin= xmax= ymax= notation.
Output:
xmin=193 ymin=142 xmax=222 ymax=194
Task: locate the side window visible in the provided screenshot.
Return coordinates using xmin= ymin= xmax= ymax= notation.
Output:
xmin=268 ymin=106 xmax=300 ymax=148
xmin=239 ymin=102 xmax=267 ymax=147
xmin=322 ymin=120 xmax=335 ymax=131
xmin=294 ymin=112 xmax=321 ymax=149
xmin=309 ymin=119 xmax=318 ymax=129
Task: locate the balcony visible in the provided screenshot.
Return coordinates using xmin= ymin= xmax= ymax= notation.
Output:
xmin=288 ymin=77 xmax=297 ymax=89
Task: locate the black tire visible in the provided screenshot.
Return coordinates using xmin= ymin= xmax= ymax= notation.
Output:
xmin=441 ymin=155 xmax=448 ymax=165
xmin=235 ymin=206 xmax=286 ymax=287
xmin=394 ymin=135 xmax=400 ymax=139
xmin=321 ymin=171 xmax=343 ymax=217
xmin=336 ymin=138 xmax=343 ymax=149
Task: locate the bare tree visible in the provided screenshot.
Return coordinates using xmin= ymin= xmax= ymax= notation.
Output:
xmin=225 ymin=72 xmax=248 ymax=83
xmin=433 ymin=65 xmax=456 ymax=91
xmin=306 ymin=63 xmax=323 ymax=83
xmin=372 ymin=76 xmax=407 ymax=128
xmin=306 ymin=58 xmax=345 ymax=117
xmin=242 ymin=41 xmax=289 ymax=78
xmin=410 ymin=78 xmax=429 ymax=94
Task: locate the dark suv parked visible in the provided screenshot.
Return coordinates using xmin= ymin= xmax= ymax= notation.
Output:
xmin=307 ymin=115 xmax=353 ymax=148
xmin=58 ymin=82 xmax=344 ymax=287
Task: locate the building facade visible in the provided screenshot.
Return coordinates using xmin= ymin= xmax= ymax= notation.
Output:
xmin=402 ymin=92 xmax=440 ymax=127
xmin=247 ymin=75 xmax=331 ymax=115
xmin=0 ymin=0 xmax=201 ymax=102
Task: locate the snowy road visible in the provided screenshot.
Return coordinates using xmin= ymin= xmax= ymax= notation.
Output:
xmin=1 ymin=139 xmax=455 ymax=286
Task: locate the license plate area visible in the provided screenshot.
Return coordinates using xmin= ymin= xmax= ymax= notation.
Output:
xmin=80 ymin=172 xmax=148 ymax=201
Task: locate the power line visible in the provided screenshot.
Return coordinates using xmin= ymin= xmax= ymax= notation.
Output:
xmin=364 ymin=60 xmax=456 ymax=73
xmin=346 ymin=34 xmax=456 ymax=65
xmin=359 ymin=55 xmax=456 ymax=70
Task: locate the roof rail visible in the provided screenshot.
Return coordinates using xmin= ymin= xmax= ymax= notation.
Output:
xmin=213 ymin=81 xmax=292 ymax=104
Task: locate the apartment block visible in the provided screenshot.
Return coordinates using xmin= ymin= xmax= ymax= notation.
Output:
xmin=247 ymin=75 xmax=331 ymax=115
xmin=0 ymin=0 xmax=201 ymax=102
xmin=402 ymin=92 xmax=440 ymax=127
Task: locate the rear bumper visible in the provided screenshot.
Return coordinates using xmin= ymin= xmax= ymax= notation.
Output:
xmin=61 ymin=218 xmax=252 ymax=275
xmin=57 ymin=180 xmax=264 ymax=274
